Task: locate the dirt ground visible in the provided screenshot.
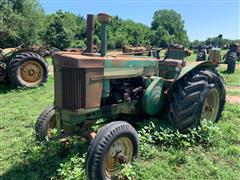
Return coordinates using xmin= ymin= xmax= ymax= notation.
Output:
xmin=226 ymin=95 xmax=240 ymax=104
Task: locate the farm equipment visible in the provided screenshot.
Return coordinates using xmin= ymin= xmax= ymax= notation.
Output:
xmin=122 ymin=45 xmax=149 ymax=55
xmin=165 ymin=44 xmax=191 ymax=60
xmin=64 ymin=45 xmax=99 ymax=53
xmin=196 ymin=45 xmax=207 ymax=61
xmin=207 ymin=43 xmax=240 ymax=73
xmin=35 ymin=13 xmax=226 ymax=180
xmin=223 ymin=43 xmax=240 ymax=73
xmin=0 ymin=44 xmax=49 ymax=87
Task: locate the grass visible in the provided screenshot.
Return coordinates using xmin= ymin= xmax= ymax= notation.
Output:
xmin=0 ymin=54 xmax=240 ymax=180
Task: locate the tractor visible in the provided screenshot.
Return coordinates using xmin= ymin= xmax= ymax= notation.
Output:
xmin=0 ymin=44 xmax=49 ymax=87
xmin=223 ymin=43 xmax=240 ymax=73
xmin=196 ymin=45 xmax=207 ymax=61
xmin=35 ymin=13 xmax=226 ymax=180
xmin=207 ymin=43 xmax=240 ymax=73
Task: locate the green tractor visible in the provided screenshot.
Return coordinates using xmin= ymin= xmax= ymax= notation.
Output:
xmin=223 ymin=43 xmax=240 ymax=73
xmin=0 ymin=44 xmax=49 ymax=87
xmin=35 ymin=13 xmax=226 ymax=180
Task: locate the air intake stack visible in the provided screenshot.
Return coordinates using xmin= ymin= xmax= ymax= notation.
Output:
xmin=97 ymin=13 xmax=111 ymax=56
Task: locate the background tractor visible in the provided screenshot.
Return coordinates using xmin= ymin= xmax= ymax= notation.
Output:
xmin=0 ymin=44 xmax=49 ymax=87
xmin=223 ymin=43 xmax=240 ymax=73
xmin=35 ymin=13 xmax=226 ymax=180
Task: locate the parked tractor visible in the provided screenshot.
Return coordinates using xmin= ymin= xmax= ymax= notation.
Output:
xmin=165 ymin=44 xmax=191 ymax=60
xmin=122 ymin=45 xmax=149 ymax=55
xmin=196 ymin=45 xmax=207 ymax=61
xmin=223 ymin=43 xmax=240 ymax=73
xmin=0 ymin=44 xmax=49 ymax=87
xmin=35 ymin=13 xmax=226 ymax=180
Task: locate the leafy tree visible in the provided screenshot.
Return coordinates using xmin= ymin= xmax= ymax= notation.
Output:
xmin=0 ymin=0 xmax=45 ymax=47
xmin=151 ymin=10 xmax=189 ymax=47
xmin=43 ymin=10 xmax=86 ymax=50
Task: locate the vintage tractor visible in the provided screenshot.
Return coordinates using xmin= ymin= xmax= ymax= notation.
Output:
xmin=223 ymin=43 xmax=240 ymax=73
xmin=196 ymin=45 xmax=207 ymax=61
xmin=0 ymin=44 xmax=49 ymax=87
xmin=165 ymin=44 xmax=191 ymax=60
xmin=35 ymin=13 xmax=226 ymax=180
xmin=122 ymin=45 xmax=149 ymax=55
xmin=207 ymin=43 xmax=240 ymax=73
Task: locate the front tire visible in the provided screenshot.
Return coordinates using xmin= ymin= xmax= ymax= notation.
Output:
xmin=7 ymin=52 xmax=48 ymax=87
xmin=35 ymin=106 xmax=56 ymax=141
xmin=86 ymin=121 xmax=139 ymax=180
xmin=169 ymin=69 xmax=226 ymax=133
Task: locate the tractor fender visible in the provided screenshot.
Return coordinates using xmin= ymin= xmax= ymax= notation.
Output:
xmin=168 ymin=61 xmax=215 ymax=95
xmin=175 ymin=61 xmax=214 ymax=82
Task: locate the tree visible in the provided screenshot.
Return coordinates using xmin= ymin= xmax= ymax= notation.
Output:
xmin=151 ymin=10 xmax=189 ymax=47
xmin=0 ymin=0 xmax=45 ymax=47
xmin=43 ymin=10 xmax=86 ymax=50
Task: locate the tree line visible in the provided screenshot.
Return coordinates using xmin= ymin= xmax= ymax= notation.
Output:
xmin=0 ymin=0 xmax=238 ymax=50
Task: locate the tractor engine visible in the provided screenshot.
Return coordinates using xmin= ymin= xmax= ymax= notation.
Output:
xmin=105 ymin=77 xmax=145 ymax=105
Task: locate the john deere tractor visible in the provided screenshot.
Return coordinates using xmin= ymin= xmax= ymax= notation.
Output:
xmin=0 ymin=44 xmax=49 ymax=87
xmin=35 ymin=13 xmax=226 ymax=180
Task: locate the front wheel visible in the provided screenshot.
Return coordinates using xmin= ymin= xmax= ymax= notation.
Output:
xmin=169 ymin=69 xmax=226 ymax=133
xmin=35 ymin=106 xmax=56 ymax=141
xmin=86 ymin=121 xmax=139 ymax=180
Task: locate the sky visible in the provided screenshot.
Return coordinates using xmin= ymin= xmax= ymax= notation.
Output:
xmin=40 ymin=0 xmax=240 ymax=41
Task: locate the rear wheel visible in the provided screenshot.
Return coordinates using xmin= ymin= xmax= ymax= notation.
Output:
xmin=86 ymin=121 xmax=139 ymax=180
xmin=196 ymin=52 xmax=206 ymax=61
xmin=7 ymin=52 xmax=48 ymax=87
xmin=226 ymin=52 xmax=237 ymax=73
xmin=169 ymin=69 xmax=226 ymax=133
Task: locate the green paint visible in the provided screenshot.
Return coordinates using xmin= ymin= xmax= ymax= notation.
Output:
xmin=100 ymin=23 xmax=107 ymax=56
xmin=142 ymin=77 xmax=164 ymax=115
xmin=55 ymin=111 xmax=62 ymax=136
xmin=176 ymin=61 xmax=213 ymax=81
xmin=104 ymin=59 xmax=157 ymax=68
xmin=102 ymin=79 xmax=110 ymax=97
xmin=60 ymin=100 xmax=140 ymax=131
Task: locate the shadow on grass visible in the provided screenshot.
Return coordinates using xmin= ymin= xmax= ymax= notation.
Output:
xmin=1 ymin=138 xmax=88 ymax=180
xmin=0 ymin=83 xmax=18 ymax=94
xmin=220 ymin=70 xmax=234 ymax=74
xmin=0 ymin=83 xmax=43 ymax=94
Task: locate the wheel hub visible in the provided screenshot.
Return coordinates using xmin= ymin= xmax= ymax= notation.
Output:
xmin=104 ymin=137 xmax=133 ymax=178
xmin=20 ymin=60 xmax=44 ymax=84
xmin=201 ymin=88 xmax=220 ymax=121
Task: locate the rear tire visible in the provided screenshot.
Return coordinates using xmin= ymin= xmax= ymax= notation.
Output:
xmin=7 ymin=52 xmax=48 ymax=87
xmin=169 ymin=69 xmax=226 ymax=133
xmin=196 ymin=52 xmax=206 ymax=61
xmin=226 ymin=52 xmax=237 ymax=73
xmin=86 ymin=121 xmax=139 ymax=180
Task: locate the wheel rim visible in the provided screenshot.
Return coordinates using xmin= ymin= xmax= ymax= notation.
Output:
xmin=201 ymin=88 xmax=220 ymax=121
xmin=104 ymin=137 xmax=133 ymax=179
xmin=19 ymin=60 xmax=44 ymax=85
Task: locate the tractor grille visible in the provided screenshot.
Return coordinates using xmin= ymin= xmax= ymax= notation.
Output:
xmin=62 ymin=67 xmax=85 ymax=110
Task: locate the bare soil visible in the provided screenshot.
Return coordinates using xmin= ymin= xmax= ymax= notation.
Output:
xmin=226 ymin=86 xmax=240 ymax=91
xmin=226 ymin=95 xmax=240 ymax=104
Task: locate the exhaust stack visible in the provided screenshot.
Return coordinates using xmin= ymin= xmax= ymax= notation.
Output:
xmin=86 ymin=14 xmax=94 ymax=53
